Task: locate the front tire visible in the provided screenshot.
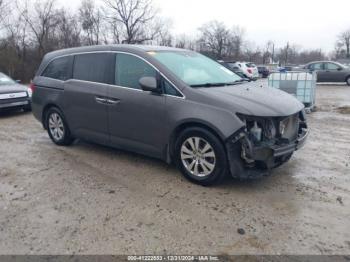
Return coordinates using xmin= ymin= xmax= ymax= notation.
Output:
xmin=46 ymin=107 xmax=74 ymax=146
xmin=174 ymin=127 xmax=228 ymax=186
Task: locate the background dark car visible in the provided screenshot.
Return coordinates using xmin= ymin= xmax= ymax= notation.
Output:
xmin=0 ymin=72 xmax=31 ymax=112
xmin=257 ymin=65 xmax=270 ymax=78
xmin=304 ymin=61 xmax=350 ymax=85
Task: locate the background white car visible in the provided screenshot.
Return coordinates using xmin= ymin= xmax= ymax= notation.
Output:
xmin=233 ymin=62 xmax=259 ymax=80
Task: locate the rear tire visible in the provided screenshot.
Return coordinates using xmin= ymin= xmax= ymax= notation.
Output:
xmin=45 ymin=107 xmax=74 ymax=146
xmin=174 ymin=127 xmax=228 ymax=186
xmin=346 ymin=76 xmax=350 ymax=86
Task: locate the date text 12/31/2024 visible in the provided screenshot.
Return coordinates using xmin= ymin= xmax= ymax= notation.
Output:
xmin=127 ymin=255 xmax=219 ymax=261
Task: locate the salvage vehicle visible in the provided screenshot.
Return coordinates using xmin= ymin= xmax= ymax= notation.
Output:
xmin=31 ymin=45 xmax=309 ymax=185
xmin=0 ymin=72 xmax=31 ymax=112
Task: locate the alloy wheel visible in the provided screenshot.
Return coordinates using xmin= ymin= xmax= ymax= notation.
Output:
xmin=180 ymin=137 xmax=216 ymax=177
xmin=48 ymin=112 xmax=65 ymax=141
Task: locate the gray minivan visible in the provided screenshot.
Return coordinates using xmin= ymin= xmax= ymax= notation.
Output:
xmin=32 ymin=45 xmax=308 ymax=185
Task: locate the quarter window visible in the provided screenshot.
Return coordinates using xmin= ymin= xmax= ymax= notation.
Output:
xmin=42 ymin=56 xmax=72 ymax=81
xmin=73 ymin=53 xmax=115 ymax=84
xmin=163 ymin=79 xmax=182 ymax=97
xmin=115 ymin=53 xmax=157 ymax=89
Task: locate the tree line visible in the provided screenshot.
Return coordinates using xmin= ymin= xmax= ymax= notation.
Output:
xmin=0 ymin=0 xmax=349 ymax=82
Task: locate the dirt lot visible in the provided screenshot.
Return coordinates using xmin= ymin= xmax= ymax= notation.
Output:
xmin=0 ymin=83 xmax=349 ymax=255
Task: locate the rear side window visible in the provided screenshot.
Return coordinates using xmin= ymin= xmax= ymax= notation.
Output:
xmin=42 ymin=56 xmax=72 ymax=81
xmin=73 ymin=53 xmax=115 ymax=84
xmin=309 ymin=63 xmax=323 ymax=70
xmin=115 ymin=53 xmax=157 ymax=89
xmin=325 ymin=63 xmax=340 ymax=70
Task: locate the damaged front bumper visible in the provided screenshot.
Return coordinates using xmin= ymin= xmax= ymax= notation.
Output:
xmin=226 ymin=125 xmax=309 ymax=179
xmin=245 ymin=127 xmax=308 ymax=162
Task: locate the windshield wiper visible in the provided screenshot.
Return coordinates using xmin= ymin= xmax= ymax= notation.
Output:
xmin=190 ymin=82 xmax=238 ymax=88
xmin=190 ymin=82 xmax=227 ymax=87
xmin=234 ymin=78 xmax=250 ymax=83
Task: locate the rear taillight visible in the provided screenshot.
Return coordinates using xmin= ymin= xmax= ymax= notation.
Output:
xmin=29 ymin=82 xmax=36 ymax=93
xmin=247 ymin=68 xmax=252 ymax=74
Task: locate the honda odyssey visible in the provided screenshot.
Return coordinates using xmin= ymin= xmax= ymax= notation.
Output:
xmin=31 ymin=45 xmax=309 ymax=185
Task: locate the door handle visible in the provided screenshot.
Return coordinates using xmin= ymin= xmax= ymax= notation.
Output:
xmin=106 ymin=98 xmax=120 ymax=105
xmin=95 ymin=96 xmax=120 ymax=105
xmin=95 ymin=96 xmax=107 ymax=104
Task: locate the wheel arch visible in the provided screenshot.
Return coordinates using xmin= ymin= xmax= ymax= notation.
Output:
xmin=168 ymin=120 xmax=227 ymax=162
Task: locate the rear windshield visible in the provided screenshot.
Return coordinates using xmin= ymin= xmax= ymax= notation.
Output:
xmin=0 ymin=73 xmax=16 ymax=86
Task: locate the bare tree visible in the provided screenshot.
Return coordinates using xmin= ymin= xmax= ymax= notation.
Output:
xmin=227 ymin=26 xmax=245 ymax=60
xmin=0 ymin=0 xmax=7 ymax=22
xmin=56 ymin=9 xmax=81 ymax=48
xmin=79 ymin=0 xmax=103 ymax=45
xmin=243 ymin=41 xmax=260 ymax=62
xmin=20 ymin=0 xmax=60 ymax=58
xmin=0 ymin=1 xmax=30 ymax=78
xmin=173 ymin=34 xmax=196 ymax=50
xmin=103 ymin=0 xmax=157 ymax=44
xmin=198 ymin=20 xmax=230 ymax=59
xmin=152 ymin=17 xmax=173 ymax=46
xmin=175 ymin=35 xmax=186 ymax=48
xmin=262 ymin=40 xmax=274 ymax=64
xmin=337 ymin=29 xmax=350 ymax=58
xmin=333 ymin=41 xmax=347 ymax=59
xmin=298 ymin=49 xmax=326 ymax=64
xmin=277 ymin=43 xmax=300 ymax=65
xmin=0 ymin=0 xmax=13 ymax=29
xmin=0 ymin=0 xmax=4 ymax=23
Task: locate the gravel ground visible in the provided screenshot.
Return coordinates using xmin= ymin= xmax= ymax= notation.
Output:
xmin=0 ymin=84 xmax=349 ymax=255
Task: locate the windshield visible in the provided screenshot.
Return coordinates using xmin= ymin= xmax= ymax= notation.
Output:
xmin=149 ymin=51 xmax=242 ymax=87
xmin=0 ymin=73 xmax=16 ymax=86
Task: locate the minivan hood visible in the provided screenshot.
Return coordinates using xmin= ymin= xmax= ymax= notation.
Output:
xmin=199 ymin=81 xmax=304 ymax=117
xmin=0 ymin=84 xmax=27 ymax=94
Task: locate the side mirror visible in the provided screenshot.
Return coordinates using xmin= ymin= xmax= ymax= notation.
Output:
xmin=139 ymin=76 xmax=159 ymax=93
xmin=337 ymin=67 xmax=343 ymax=71
xmin=16 ymin=80 xmax=21 ymax=83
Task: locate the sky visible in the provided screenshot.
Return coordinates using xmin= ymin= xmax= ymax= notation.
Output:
xmin=61 ymin=0 xmax=350 ymax=53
